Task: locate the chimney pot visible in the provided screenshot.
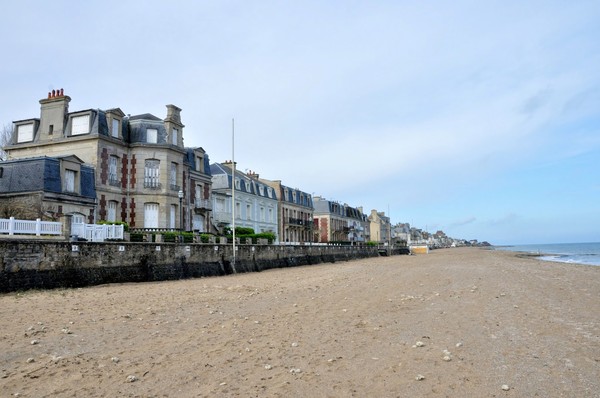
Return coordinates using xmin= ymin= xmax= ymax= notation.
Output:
xmin=48 ymin=92 xmax=51 ymax=99
xmin=60 ymin=88 xmax=64 ymax=96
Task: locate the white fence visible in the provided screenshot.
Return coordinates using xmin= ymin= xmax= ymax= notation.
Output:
xmin=0 ymin=217 xmax=62 ymax=236
xmin=71 ymin=223 xmax=124 ymax=242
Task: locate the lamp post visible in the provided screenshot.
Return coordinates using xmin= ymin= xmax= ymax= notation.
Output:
xmin=178 ymin=189 xmax=184 ymax=243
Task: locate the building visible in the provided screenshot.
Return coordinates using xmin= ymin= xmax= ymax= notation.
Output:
xmin=368 ymin=209 xmax=391 ymax=244
xmin=210 ymin=162 xmax=278 ymax=238
xmin=312 ymin=196 xmax=367 ymax=244
xmin=3 ymin=89 xmax=212 ymax=231
xmin=0 ymin=155 xmax=96 ymax=223
xmin=250 ymin=172 xmax=313 ymax=244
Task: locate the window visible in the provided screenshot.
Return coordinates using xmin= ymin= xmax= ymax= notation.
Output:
xmin=216 ymin=198 xmax=225 ymax=212
xmin=268 ymin=208 xmax=273 ymax=223
xmin=246 ymin=204 xmax=252 ymax=220
xmin=259 ymin=186 xmax=264 ymax=196
xmin=109 ymin=155 xmax=119 ymax=186
xmin=170 ymin=204 xmax=176 ymax=229
xmin=284 ymin=189 xmax=289 ymax=201
xmin=260 ymin=207 xmax=265 ymax=221
xmin=172 ymin=128 xmax=178 ymax=145
xmin=267 ymin=187 xmax=272 ymax=198
xmin=144 ymin=159 xmax=160 ymax=188
xmin=144 ymin=203 xmax=159 ymax=228
xmin=235 ymin=202 xmax=241 ymax=219
xmin=196 ymin=156 xmax=202 ymax=172
xmin=64 ymin=169 xmax=76 ymax=192
xmin=147 ymin=128 xmax=157 ymax=143
xmin=71 ymin=115 xmax=90 ymax=135
xmin=17 ymin=124 xmax=33 ymax=143
xmin=170 ymin=163 xmax=178 ymax=190
xmin=107 ymin=201 xmax=118 ymax=222
xmin=111 ymin=119 xmax=120 ymax=138
xmin=234 ymin=178 xmax=240 ymax=190
xmin=195 ymin=184 xmax=203 ymax=203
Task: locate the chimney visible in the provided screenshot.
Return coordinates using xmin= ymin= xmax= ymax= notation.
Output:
xmin=165 ymin=104 xmax=182 ymax=124
xmin=39 ymin=88 xmax=70 ymax=140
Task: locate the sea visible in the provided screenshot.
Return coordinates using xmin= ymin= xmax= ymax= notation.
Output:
xmin=494 ymin=242 xmax=600 ymax=266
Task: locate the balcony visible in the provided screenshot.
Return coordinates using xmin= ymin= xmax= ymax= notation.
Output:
xmin=108 ymin=176 xmax=121 ymax=187
xmin=287 ymin=218 xmax=313 ymax=228
xmin=194 ymin=199 xmax=212 ymax=211
xmin=213 ymin=211 xmax=233 ymax=224
xmin=143 ymin=180 xmax=162 ymax=190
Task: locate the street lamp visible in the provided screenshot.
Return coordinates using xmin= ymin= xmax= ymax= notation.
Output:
xmin=178 ymin=189 xmax=184 ymax=243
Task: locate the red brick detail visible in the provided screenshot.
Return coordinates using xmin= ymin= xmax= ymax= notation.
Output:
xmin=129 ymin=198 xmax=136 ymax=227
xmin=99 ymin=194 xmax=107 ymax=220
xmin=190 ymin=178 xmax=196 ymax=202
xmin=100 ymin=148 xmax=108 ymax=185
xmin=130 ymin=155 xmax=137 ymax=189
xmin=120 ymin=198 xmax=127 ymax=222
xmin=121 ymin=154 xmax=129 ymax=189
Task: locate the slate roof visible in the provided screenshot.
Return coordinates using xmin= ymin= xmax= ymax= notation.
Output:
xmin=0 ymin=156 xmax=95 ymax=198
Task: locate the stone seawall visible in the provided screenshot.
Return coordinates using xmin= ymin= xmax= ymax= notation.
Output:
xmin=0 ymin=241 xmax=405 ymax=292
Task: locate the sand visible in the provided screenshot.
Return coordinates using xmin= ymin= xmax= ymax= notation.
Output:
xmin=1 ymin=247 xmax=599 ymax=397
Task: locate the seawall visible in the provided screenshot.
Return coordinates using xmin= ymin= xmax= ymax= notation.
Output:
xmin=0 ymin=241 xmax=406 ymax=292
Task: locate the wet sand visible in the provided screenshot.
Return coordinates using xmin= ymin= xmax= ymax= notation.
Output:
xmin=1 ymin=247 xmax=598 ymax=397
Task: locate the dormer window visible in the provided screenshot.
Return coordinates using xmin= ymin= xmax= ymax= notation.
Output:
xmin=63 ymin=169 xmax=77 ymax=192
xmin=147 ymin=128 xmax=158 ymax=143
xmin=267 ymin=187 xmax=273 ymax=198
xmin=235 ymin=177 xmax=240 ymax=190
xmin=111 ymin=119 xmax=120 ymax=138
xmin=259 ymin=185 xmax=264 ymax=196
xmin=17 ymin=123 xmax=33 ymax=143
xmin=71 ymin=115 xmax=90 ymax=135
xmin=172 ymin=128 xmax=178 ymax=145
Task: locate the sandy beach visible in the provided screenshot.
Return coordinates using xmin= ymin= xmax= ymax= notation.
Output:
xmin=1 ymin=247 xmax=598 ymax=397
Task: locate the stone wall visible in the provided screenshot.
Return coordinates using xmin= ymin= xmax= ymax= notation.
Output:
xmin=0 ymin=241 xmax=396 ymax=292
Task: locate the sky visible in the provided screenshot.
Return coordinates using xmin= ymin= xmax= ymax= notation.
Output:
xmin=1 ymin=1 xmax=599 ymax=245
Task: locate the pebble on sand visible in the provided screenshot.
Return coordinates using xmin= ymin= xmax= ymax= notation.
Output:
xmin=126 ymin=375 xmax=137 ymax=383
xmin=501 ymin=384 xmax=510 ymax=391
xmin=415 ymin=374 xmax=425 ymax=381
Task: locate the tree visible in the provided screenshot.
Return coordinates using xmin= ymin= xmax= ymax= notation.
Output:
xmin=0 ymin=123 xmax=12 ymax=161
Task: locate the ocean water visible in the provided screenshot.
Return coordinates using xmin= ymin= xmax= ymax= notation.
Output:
xmin=495 ymin=242 xmax=600 ymax=266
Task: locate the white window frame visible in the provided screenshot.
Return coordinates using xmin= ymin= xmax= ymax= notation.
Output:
xmin=144 ymin=159 xmax=160 ymax=188
xmin=64 ymin=169 xmax=76 ymax=192
xmin=170 ymin=204 xmax=176 ymax=229
xmin=71 ymin=115 xmax=90 ymax=136
xmin=170 ymin=162 xmax=177 ymax=188
xmin=147 ymin=128 xmax=158 ymax=143
xmin=246 ymin=204 xmax=251 ymax=220
xmin=109 ymin=155 xmax=118 ymax=184
xmin=172 ymin=128 xmax=178 ymax=145
xmin=111 ymin=119 xmax=120 ymax=138
xmin=107 ymin=201 xmax=118 ymax=222
xmin=17 ymin=124 xmax=34 ymax=143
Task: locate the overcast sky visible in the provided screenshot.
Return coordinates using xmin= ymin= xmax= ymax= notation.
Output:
xmin=2 ymin=1 xmax=599 ymax=245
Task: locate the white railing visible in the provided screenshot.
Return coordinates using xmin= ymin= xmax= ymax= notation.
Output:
xmin=71 ymin=223 xmax=124 ymax=242
xmin=0 ymin=217 xmax=62 ymax=236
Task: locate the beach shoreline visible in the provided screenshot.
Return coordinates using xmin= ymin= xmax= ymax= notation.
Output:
xmin=1 ymin=247 xmax=598 ymax=397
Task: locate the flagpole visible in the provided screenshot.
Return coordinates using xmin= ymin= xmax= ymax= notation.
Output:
xmin=231 ymin=118 xmax=237 ymax=273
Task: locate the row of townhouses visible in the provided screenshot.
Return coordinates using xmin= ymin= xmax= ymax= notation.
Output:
xmin=0 ymin=90 xmax=393 ymax=244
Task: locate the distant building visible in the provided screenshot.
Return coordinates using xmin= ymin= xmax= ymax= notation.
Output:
xmin=368 ymin=210 xmax=391 ymax=244
xmin=210 ymin=162 xmax=278 ymax=238
xmin=2 ymin=89 xmax=212 ymax=231
xmin=313 ymin=196 xmax=367 ymax=244
xmin=250 ymin=172 xmax=313 ymax=244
